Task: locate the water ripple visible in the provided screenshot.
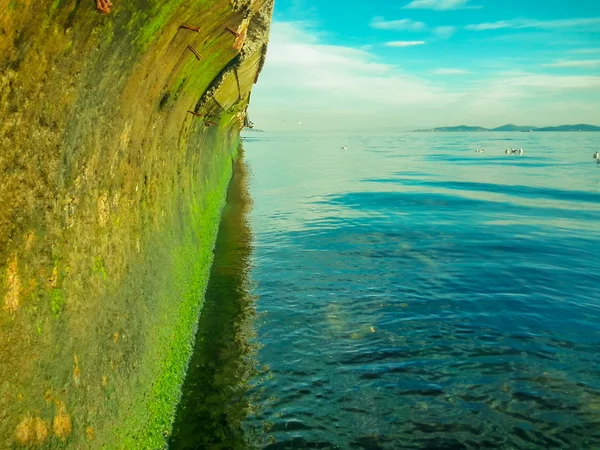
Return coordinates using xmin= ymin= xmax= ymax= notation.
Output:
xmin=215 ymin=132 xmax=600 ymax=448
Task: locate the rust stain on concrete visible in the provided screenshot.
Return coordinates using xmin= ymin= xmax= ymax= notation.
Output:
xmin=49 ymin=265 xmax=59 ymax=289
xmin=53 ymin=400 xmax=72 ymax=442
xmin=3 ymin=254 xmax=21 ymax=313
xmin=73 ymin=355 xmax=81 ymax=386
xmin=25 ymin=232 xmax=35 ymax=251
xmin=233 ymin=18 xmax=250 ymax=51
xmin=15 ymin=416 xmax=49 ymax=446
xmin=97 ymin=192 xmax=110 ymax=226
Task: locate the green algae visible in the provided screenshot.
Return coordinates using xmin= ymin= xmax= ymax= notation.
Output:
xmin=112 ymin=138 xmax=239 ymax=449
xmin=49 ymin=289 xmax=66 ymax=317
xmin=50 ymin=0 xmax=63 ymax=11
xmin=93 ymin=256 xmax=107 ymax=281
xmin=134 ymin=0 xmax=186 ymax=49
xmin=0 ymin=0 xmax=272 ymax=446
xmin=169 ymin=147 xmax=260 ymax=449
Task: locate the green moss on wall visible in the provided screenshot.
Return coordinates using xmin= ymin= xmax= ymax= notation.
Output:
xmin=0 ymin=0 xmax=273 ymax=447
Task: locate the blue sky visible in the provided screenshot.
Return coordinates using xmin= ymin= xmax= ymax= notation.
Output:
xmin=248 ymin=0 xmax=600 ymax=131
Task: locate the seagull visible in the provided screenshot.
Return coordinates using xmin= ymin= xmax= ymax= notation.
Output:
xmin=475 ymin=149 xmax=485 ymax=153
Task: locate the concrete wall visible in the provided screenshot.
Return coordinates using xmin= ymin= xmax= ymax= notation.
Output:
xmin=0 ymin=0 xmax=272 ymax=447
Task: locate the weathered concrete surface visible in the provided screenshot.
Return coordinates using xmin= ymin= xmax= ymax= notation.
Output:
xmin=0 ymin=0 xmax=272 ymax=447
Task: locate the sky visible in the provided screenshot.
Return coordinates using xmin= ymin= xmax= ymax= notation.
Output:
xmin=247 ymin=0 xmax=600 ymax=131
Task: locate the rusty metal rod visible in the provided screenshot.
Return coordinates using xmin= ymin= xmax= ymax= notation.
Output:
xmin=225 ymin=27 xmax=240 ymax=37
xmin=186 ymin=45 xmax=201 ymax=60
xmin=179 ymin=25 xmax=200 ymax=32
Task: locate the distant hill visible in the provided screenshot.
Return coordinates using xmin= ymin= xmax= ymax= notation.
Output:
xmin=413 ymin=125 xmax=488 ymax=132
xmin=535 ymin=124 xmax=600 ymax=132
xmin=413 ymin=123 xmax=599 ymax=132
xmin=491 ymin=124 xmax=538 ymax=132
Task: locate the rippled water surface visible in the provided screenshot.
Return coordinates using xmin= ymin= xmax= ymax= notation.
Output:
xmin=174 ymin=132 xmax=600 ymax=449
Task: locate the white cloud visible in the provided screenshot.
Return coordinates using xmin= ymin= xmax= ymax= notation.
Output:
xmin=433 ymin=26 xmax=457 ymax=39
xmin=385 ymin=41 xmax=427 ymax=47
xmin=544 ymin=59 xmax=600 ymax=68
xmin=433 ymin=68 xmax=469 ymax=75
xmin=466 ymin=21 xmax=510 ymax=31
xmin=571 ymin=48 xmax=600 ymax=54
xmin=370 ymin=17 xmax=426 ymax=31
xmin=488 ymin=72 xmax=600 ymax=90
xmin=251 ymin=22 xmax=441 ymax=103
xmin=370 ymin=18 xmax=456 ymax=40
xmin=466 ymin=17 xmax=600 ymax=31
xmin=248 ymin=23 xmax=453 ymax=129
xmin=403 ymin=0 xmax=480 ymax=10
xmin=460 ymin=72 xmax=600 ymax=103
xmin=248 ymin=22 xmax=600 ymax=130
xmin=453 ymin=73 xmax=600 ymax=125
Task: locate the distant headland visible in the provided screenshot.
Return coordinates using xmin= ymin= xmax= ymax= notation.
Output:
xmin=413 ymin=124 xmax=600 ymax=132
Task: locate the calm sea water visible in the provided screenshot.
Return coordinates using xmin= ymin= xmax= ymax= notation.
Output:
xmin=171 ymin=132 xmax=600 ymax=449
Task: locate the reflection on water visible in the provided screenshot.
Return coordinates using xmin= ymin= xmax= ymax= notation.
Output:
xmin=242 ymin=132 xmax=600 ymax=449
xmin=175 ymin=132 xmax=600 ymax=449
xmin=169 ymin=151 xmax=260 ymax=449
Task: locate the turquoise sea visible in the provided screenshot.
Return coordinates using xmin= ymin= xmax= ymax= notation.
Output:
xmin=171 ymin=132 xmax=600 ymax=449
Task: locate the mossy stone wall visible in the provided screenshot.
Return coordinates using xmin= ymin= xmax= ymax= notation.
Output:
xmin=0 ymin=0 xmax=272 ymax=447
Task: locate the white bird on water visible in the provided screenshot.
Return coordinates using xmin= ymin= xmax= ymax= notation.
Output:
xmin=341 ymin=145 xmax=348 ymax=150
xmin=505 ymin=147 xmax=524 ymax=155
xmin=594 ymin=151 xmax=599 ymax=160
xmin=475 ymin=149 xmax=485 ymax=153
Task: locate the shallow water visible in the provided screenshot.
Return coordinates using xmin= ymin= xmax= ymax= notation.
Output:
xmin=170 ymin=153 xmax=258 ymax=450
xmin=174 ymin=132 xmax=600 ymax=449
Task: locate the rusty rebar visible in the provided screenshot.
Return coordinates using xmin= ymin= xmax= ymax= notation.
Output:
xmin=186 ymin=45 xmax=201 ymax=60
xmin=179 ymin=25 xmax=200 ymax=32
xmin=225 ymin=27 xmax=240 ymax=37
xmin=187 ymin=110 xmax=204 ymax=118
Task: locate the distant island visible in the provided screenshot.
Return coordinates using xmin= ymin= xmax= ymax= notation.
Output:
xmin=413 ymin=124 xmax=600 ymax=132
